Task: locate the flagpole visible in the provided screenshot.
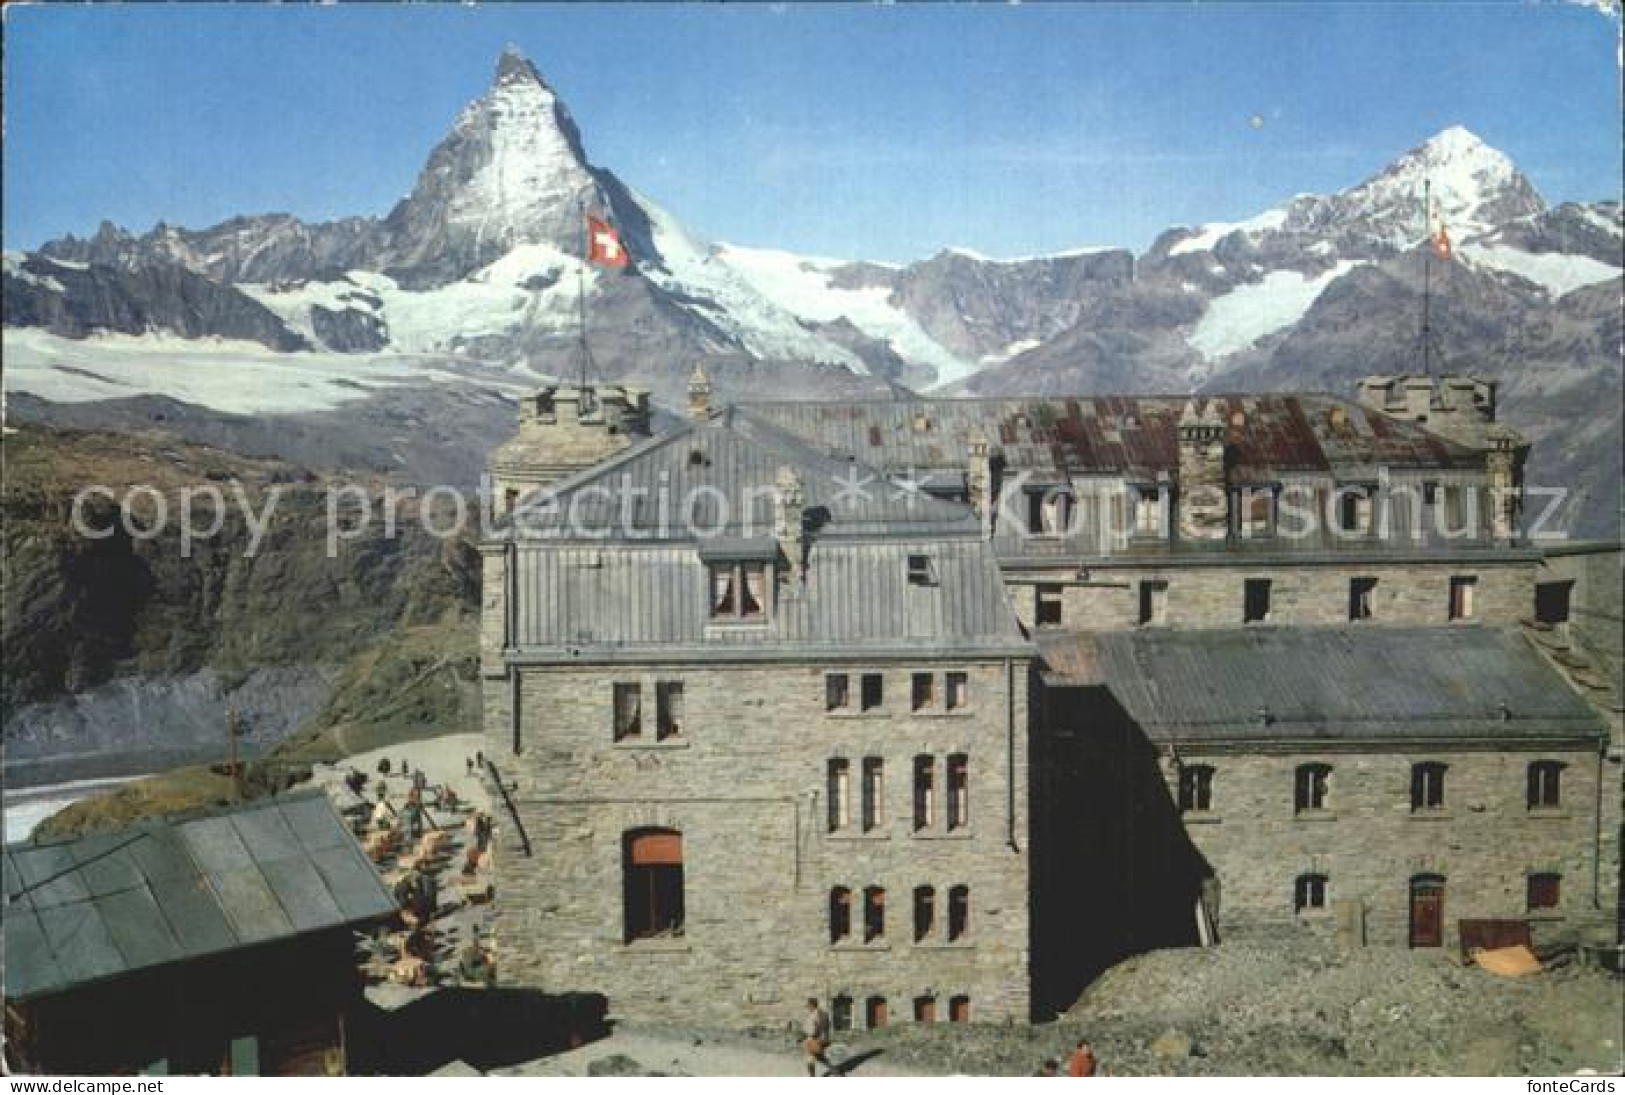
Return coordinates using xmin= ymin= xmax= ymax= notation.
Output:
xmin=577 ymin=196 xmax=591 ymax=391
xmin=1421 ymin=178 xmax=1433 ymax=379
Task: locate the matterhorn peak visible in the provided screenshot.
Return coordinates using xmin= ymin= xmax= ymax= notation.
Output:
xmin=495 ymin=44 xmax=549 ymax=89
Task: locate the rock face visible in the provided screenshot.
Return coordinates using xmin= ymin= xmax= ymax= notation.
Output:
xmin=3 ymin=252 xmax=310 ymax=351
xmin=1 ymin=425 xmax=481 ymax=775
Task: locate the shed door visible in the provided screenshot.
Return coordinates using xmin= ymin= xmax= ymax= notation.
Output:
xmin=1409 ymin=876 xmax=1445 ymax=948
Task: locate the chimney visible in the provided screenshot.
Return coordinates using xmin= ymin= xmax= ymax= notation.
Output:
xmin=687 ymin=363 xmax=713 ymax=420
xmin=966 ymin=430 xmax=994 ymax=527
xmin=1177 ymin=397 xmax=1229 ymax=542
xmin=1485 ymin=425 xmax=1526 ymax=541
xmin=774 ymin=466 xmax=806 ymax=579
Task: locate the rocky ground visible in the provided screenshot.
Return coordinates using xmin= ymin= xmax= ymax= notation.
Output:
xmin=867 ymin=942 xmax=1624 ymax=1077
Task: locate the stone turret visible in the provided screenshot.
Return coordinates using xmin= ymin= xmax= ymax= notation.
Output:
xmin=1356 ymin=373 xmax=1529 ymax=539
xmin=1177 ymin=397 xmax=1229 ymax=542
xmin=687 ymin=363 xmax=713 ymax=421
xmin=487 ymin=382 xmax=651 ymax=519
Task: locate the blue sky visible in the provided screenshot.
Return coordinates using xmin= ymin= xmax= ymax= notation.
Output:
xmin=4 ymin=3 xmax=1620 ymax=262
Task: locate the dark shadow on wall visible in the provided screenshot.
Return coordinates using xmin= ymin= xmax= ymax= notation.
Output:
xmin=1031 ymin=683 xmax=1213 ymax=1019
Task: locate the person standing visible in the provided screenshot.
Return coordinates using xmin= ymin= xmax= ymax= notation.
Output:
xmin=801 ymin=998 xmax=832 ymax=1077
xmin=1067 ymin=1040 xmax=1097 ymax=1077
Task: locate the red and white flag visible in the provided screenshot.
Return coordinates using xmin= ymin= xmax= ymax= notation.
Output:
xmin=1432 ymin=221 xmax=1452 ymax=261
xmin=587 ymin=215 xmax=629 ymax=268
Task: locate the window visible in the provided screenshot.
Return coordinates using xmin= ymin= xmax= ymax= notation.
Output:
xmin=623 ymin=828 xmax=684 ymax=942
xmin=1527 ymin=761 xmax=1563 ymax=810
xmin=1036 ymin=584 xmax=1064 ymax=628
xmin=907 ymin=554 xmax=936 ymax=586
xmin=1527 ymin=872 xmax=1561 ymax=912
xmin=655 ymin=681 xmax=684 ymax=740
xmin=1349 ymin=577 xmax=1377 ymax=621
xmin=945 ymin=672 xmax=968 ymax=711
xmin=1410 ymin=762 xmax=1447 ymax=811
xmin=829 ymin=887 xmax=852 ymax=943
xmin=1027 ymin=489 xmax=1071 ymax=536
xmin=613 ymin=683 xmax=643 ymax=742
xmin=1449 ymin=575 xmax=1477 ymax=621
xmin=912 ymin=756 xmax=936 ymax=831
xmin=948 ymin=885 xmax=970 ymax=941
xmin=860 ymin=673 xmax=884 ymax=712
xmin=825 ymin=673 xmax=851 ymax=712
xmin=946 ymin=754 xmax=969 ymax=831
xmin=1178 ymin=765 xmax=1214 ymax=813
xmin=861 ymin=758 xmax=884 ymax=832
xmin=1134 ymin=486 xmax=1165 ymax=537
xmin=827 ymin=759 xmax=850 ymax=832
xmin=1535 ymin=581 xmax=1574 ymax=627
xmin=865 ymin=997 xmax=888 ymax=1030
xmin=1294 ymin=873 xmax=1328 ymax=913
xmin=1243 ymin=579 xmax=1272 ymax=624
xmin=863 ymin=887 xmax=886 ymax=942
xmin=1337 ymin=486 xmax=1373 ymax=535
xmin=911 ymin=672 xmax=935 ymax=711
xmin=1295 ymin=764 xmax=1331 ymax=813
xmin=913 ymin=885 xmax=936 ymax=942
xmin=1139 ymin=580 xmax=1168 ymax=626
xmin=949 ymin=996 xmax=970 ymax=1024
xmin=832 ymin=995 xmax=854 ymax=1032
xmin=708 ymin=561 xmax=767 ymax=620
xmin=914 ymin=996 xmax=937 ymax=1024
xmin=1237 ymin=486 xmax=1275 ymax=538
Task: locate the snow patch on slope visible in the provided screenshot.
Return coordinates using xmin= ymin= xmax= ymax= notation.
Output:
xmin=715 ymin=243 xmax=977 ymax=387
xmin=1188 ymin=262 xmax=1359 ymax=361
xmin=1462 ymin=245 xmax=1622 ymax=298
xmin=1170 ymin=208 xmax=1289 ymax=256
xmin=242 ymin=243 xmax=590 ymax=354
xmin=636 ymin=196 xmax=869 ymax=373
xmin=2 ymin=327 xmax=522 ymax=416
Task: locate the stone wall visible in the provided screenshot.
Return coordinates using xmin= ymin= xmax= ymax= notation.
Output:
xmin=484 ymin=657 xmax=1032 ymax=1029
xmin=1156 ymin=746 xmax=1609 ymax=949
xmin=1008 ymin=559 xmax=1535 ymax=632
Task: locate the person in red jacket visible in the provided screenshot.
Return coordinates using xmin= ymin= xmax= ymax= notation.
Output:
xmin=1066 ymin=1039 xmax=1097 ymax=1077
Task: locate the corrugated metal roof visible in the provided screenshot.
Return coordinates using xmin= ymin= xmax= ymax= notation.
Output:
xmin=737 ymin=394 xmax=1483 ymax=481
xmin=511 ymin=539 xmax=1026 ymax=654
xmin=506 ymin=407 xmax=982 ymax=541
xmin=3 ymin=792 xmax=396 ymax=1002
xmin=1039 ymin=626 xmax=1606 ymax=744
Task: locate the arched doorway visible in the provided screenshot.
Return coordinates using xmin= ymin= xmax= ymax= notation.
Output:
xmin=1408 ymin=874 xmax=1445 ymax=948
xmin=623 ymin=828 xmax=684 ymax=943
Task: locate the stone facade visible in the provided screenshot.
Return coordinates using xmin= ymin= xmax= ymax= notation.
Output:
xmin=482 ymin=658 xmax=1031 ymax=1029
xmin=1157 ymin=746 xmax=1609 ymax=949
xmin=1007 ymin=558 xmax=1535 ymax=632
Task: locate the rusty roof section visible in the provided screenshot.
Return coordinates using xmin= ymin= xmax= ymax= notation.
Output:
xmin=736 ymin=394 xmax=1483 ymax=481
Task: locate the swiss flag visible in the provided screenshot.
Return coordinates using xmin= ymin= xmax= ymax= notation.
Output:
xmin=1433 ymin=223 xmax=1452 ymax=261
xmin=587 ymin=216 xmax=629 ymax=268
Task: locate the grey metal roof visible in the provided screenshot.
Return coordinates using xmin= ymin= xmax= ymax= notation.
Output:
xmin=505 ymin=406 xmax=983 ymax=542
xmin=509 ymin=538 xmax=1028 ymax=656
xmin=1039 ymin=626 xmax=1606 ymax=745
xmin=3 ymin=792 xmax=397 ymax=1002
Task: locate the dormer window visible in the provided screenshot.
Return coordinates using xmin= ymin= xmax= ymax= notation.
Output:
xmin=1025 ymin=487 xmax=1072 ymax=537
xmin=1335 ymin=485 xmax=1374 ymax=536
xmin=907 ymin=554 xmax=937 ymax=586
xmin=1133 ymin=486 xmax=1165 ymax=538
xmin=709 ymin=561 xmax=768 ymax=621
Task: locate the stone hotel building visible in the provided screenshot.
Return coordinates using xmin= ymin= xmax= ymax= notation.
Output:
xmin=478 ymin=369 xmax=1619 ymax=1028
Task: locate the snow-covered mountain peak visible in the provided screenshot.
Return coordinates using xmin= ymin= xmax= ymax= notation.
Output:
xmin=371 ymin=49 xmax=603 ymax=286
xmin=1335 ymin=126 xmax=1545 ymax=246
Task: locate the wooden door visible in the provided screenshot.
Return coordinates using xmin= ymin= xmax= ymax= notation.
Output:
xmin=1409 ymin=876 xmax=1444 ymax=948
